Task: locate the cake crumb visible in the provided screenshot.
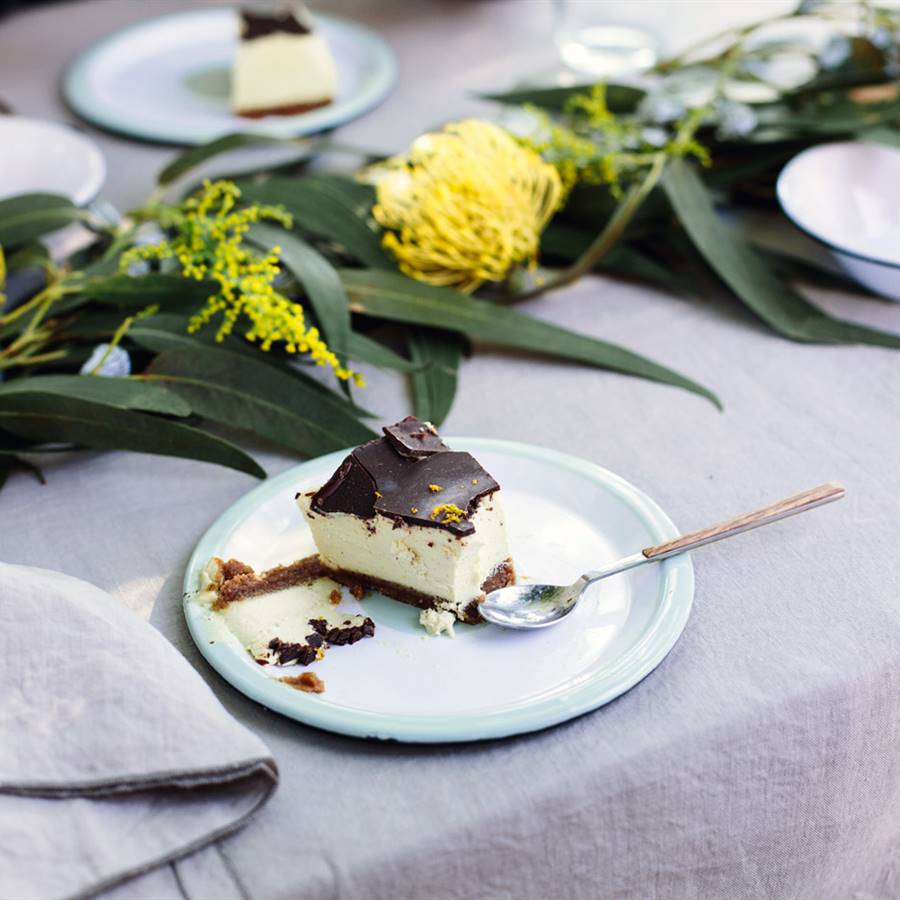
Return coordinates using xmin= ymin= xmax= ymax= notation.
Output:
xmin=281 ymin=672 xmax=325 ymax=693
xmin=349 ymin=583 xmax=366 ymax=600
xmin=420 ymin=608 xmax=456 ymax=638
xmin=329 ymin=589 xmax=342 ymax=605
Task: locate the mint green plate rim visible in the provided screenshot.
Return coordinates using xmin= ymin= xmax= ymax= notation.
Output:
xmin=183 ymin=438 xmax=694 ymax=743
xmin=62 ymin=8 xmax=397 ymax=145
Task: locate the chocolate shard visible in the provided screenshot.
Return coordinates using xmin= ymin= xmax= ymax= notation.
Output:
xmin=383 ymin=416 xmax=446 ymax=458
xmin=240 ymin=7 xmax=312 ymax=40
xmin=313 ymin=453 xmax=377 ymax=518
xmin=311 ymin=416 xmax=498 ymax=536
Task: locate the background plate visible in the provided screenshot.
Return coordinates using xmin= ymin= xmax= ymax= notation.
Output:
xmin=63 ymin=7 xmax=397 ymax=145
xmin=184 ymin=439 xmax=694 ymax=743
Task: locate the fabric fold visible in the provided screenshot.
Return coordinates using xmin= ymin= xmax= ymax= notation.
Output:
xmin=0 ymin=563 xmax=277 ymax=900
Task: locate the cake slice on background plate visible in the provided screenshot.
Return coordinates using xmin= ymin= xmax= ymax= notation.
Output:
xmin=297 ymin=416 xmax=515 ymax=635
xmin=232 ymin=3 xmax=337 ymax=118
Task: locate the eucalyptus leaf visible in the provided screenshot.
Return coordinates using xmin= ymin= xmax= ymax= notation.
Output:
xmin=479 ymin=82 xmax=644 ymax=113
xmin=143 ymin=347 xmax=376 ymax=456
xmin=541 ymin=222 xmax=689 ymax=293
xmin=406 ymin=327 xmax=463 ymax=426
xmin=340 ymin=269 xmax=720 ymax=407
xmin=347 ymin=330 xmax=417 ymax=371
xmin=5 ymin=242 xmax=51 ymax=274
xmin=127 ymin=313 xmax=371 ymax=412
xmin=0 ymin=194 xmax=84 ymax=248
xmin=84 ymin=273 xmax=217 ymax=311
xmin=0 ymin=374 xmax=191 ymax=416
xmin=861 ymin=124 xmax=900 ymax=149
xmin=662 ymin=158 xmax=900 ymax=348
xmin=127 ymin=313 xmax=257 ymax=356
xmin=158 ymin=133 xmax=317 ymax=185
xmin=247 ymin=222 xmax=351 ymax=363
xmin=238 ymin=176 xmax=390 ymax=270
xmin=0 ymin=393 xmax=264 ymax=477
xmin=0 ymin=454 xmax=45 ymax=488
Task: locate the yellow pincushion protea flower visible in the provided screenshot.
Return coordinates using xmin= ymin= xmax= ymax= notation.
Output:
xmin=369 ymin=120 xmax=563 ymax=293
xmin=121 ymin=180 xmax=362 ymax=385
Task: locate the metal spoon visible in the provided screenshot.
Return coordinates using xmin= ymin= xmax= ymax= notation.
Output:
xmin=480 ymin=482 xmax=846 ymax=630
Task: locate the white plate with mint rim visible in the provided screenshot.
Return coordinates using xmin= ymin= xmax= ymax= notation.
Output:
xmin=184 ymin=438 xmax=694 ymax=743
xmin=63 ymin=7 xmax=396 ymax=145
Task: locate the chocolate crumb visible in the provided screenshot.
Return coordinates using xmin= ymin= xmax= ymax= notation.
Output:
xmin=267 ymin=637 xmax=319 ymax=666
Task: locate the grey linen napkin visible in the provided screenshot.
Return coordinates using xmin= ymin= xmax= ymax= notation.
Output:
xmin=0 ymin=563 xmax=278 ymax=900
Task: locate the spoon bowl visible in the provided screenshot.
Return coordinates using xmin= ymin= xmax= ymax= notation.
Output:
xmin=480 ymin=483 xmax=845 ymax=630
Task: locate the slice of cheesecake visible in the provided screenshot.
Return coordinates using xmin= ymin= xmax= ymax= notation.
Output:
xmin=297 ymin=417 xmax=515 ymax=626
xmin=232 ymin=4 xmax=337 ymax=118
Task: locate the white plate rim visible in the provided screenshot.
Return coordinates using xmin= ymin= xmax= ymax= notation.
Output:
xmin=62 ymin=7 xmax=398 ymax=145
xmin=0 ymin=116 xmax=106 ymax=207
xmin=183 ymin=438 xmax=694 ymax=743
xmin=776 ymin=140 xmax=900 ymax=270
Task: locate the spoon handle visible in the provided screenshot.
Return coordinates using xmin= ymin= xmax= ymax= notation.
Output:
xmin=642 ymin=482 xmax=846 ymax=561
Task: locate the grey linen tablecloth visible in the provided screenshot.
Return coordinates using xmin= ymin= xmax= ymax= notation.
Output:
xmin=0 ymin=564 xmax=277 ymax=900
xmin=2 ymin=1 xmax=900 ymax=898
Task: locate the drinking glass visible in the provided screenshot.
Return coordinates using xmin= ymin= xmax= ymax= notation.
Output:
xmin=553 ymin=0 xmax=671 ymax=77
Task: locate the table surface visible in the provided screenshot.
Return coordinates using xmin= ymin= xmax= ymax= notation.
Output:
xmin=2 ymin=2 xmax=899 ymax=899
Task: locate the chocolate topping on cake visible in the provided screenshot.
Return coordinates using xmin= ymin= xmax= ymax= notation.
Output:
xmin=311 ymin=416 xmax=498 ymax=536
xmin=240 ymin=6 xmax=312 ymax=41
xmin=383 ymin=416 xmax=446 ymax=458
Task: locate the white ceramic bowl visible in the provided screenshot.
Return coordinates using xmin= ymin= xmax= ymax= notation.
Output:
xmin=0 ymin=117 xmax=105 ymax=206
xmin=776 ymin=140 xmax=900 ymax=301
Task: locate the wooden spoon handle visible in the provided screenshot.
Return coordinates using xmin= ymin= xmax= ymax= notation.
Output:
xmin=642 ymin=482 xmax=846 ymax=560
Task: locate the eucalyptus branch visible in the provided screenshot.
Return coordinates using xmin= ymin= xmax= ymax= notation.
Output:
xmin=517 ymin=152 xmax=667 ymax=301
xmin=518 ymin=44 xmax=747 ymax=303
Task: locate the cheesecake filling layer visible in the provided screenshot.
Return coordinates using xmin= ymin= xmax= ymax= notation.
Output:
xmin=297 ymin=491 xmax=511 ymax=620
xmin=233 ymin=33 xmax=337 ymax=116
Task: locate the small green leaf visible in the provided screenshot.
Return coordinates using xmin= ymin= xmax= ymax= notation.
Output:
xmin=247 ymin=222 xmax=351 ymax=363
xmin=0 ymin=374 xmax=191 ymax=417
xmin=0 ymin=393 xmax=264 ymax=478
xmin=143 ymin=347 xmax=377 ymax=457
xmin=158 ymin=133 xmax=317 ymax=185
xmin=238 ymin=176 xmax=390 ymax=270
xmin=479 ymin=82 xmax=644 ymax=113
xmin=0 ymin=194 xmax=84 ymax=248
xmin=340 ymin=269 xmax=720 ymax=407
xmin=663 ymin=158 xmax=900 ymax=348
xmin=406 ymin=327 xmax=463 ymax=426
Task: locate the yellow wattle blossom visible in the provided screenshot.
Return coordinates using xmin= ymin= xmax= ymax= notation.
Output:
xmin=430 ymin=503 xmax=466 ymax=524
xmin=368 ymin=120 xmax=563 ymax=293
xmin=121 ymin=180 xmax=363 ymax=385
